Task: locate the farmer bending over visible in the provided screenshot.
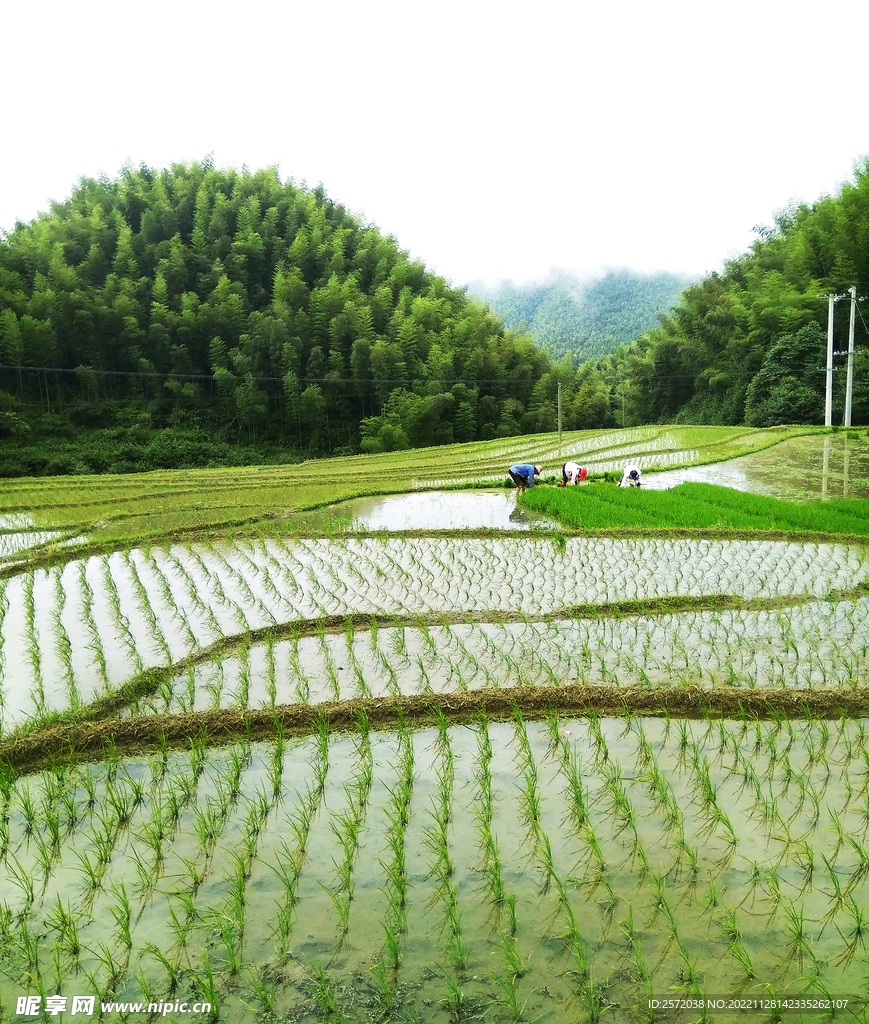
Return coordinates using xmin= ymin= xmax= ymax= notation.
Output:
xmin=619 ymin=465 xmax=642 ymax=488
xmin=560 ymin=461 xmax=587 ymax=486
xmin=508 ymin=464 xmax=543 ymax=493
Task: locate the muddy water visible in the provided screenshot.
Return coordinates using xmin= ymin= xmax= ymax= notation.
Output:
xmin=292 ymin=490 xmax=559 ymax=530
xmin=646 ymin=433 xmax=869 ymax=500
xmin=2 ymin=718 xmax=867 ymax=1022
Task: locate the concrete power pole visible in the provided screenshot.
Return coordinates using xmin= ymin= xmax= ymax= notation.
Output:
xmin=844 ymin=286 xmax=857 ymax=427
xmin=557 ymin=380 xmax=562 ymax=447
xmin=825 ymin=293 xmax=838 ymax=427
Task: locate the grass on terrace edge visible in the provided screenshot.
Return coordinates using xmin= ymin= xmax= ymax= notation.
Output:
xmin=5 ymin=683 xmax=869 ymax=776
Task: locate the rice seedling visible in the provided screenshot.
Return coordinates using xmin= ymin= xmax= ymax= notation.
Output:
xmin=188 ymin=950 xmax=220 ymax=1022
xmin=92 ymin=940 xmax=128 ymax=995
xmin=107 ymin=882 xmax=134 ymax=952
xmin=835 ymin=894 xmax=868 ymax=967
xmin=145 ymin=941 xmax=182 ymax=997
xmin=16 ymin=920 xmax=42 ymax=985
xmin=124 ymin=551 xmax=173 ymax=664
xmin=6 ymin=855 xmax=36 ymax=917
xmin=781 ymin=898 xmax=818 ymax=972
xmin=313 ymin=961 xmax=338 ymax=1016
xmin=73 ymin=848 xmax=104 ymax=906
xmin=249 ymin=966 xmax=277 ymax=1016
xmin=491 ymin=968 xmax=525 ymax=1022
xmin=441 ymin=971 xmax=467 ymax=1022
xmin=818 ymin=853 xmax=848 ymax=935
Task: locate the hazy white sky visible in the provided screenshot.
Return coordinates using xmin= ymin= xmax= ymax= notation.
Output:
xmin=3 ymin=0 xmax=868 ymax=287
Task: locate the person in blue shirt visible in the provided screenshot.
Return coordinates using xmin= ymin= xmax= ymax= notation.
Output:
xmin=508 ymin=463 xmax=543 ymax=493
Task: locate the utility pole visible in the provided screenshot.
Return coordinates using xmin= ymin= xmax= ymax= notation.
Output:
xmin=557 ymin=380 xmax=562 ymax=447
xmin=825 ymin=292 xmax=840 ymax=427
xmin=844 ymin=285 xmax=857 ymax=427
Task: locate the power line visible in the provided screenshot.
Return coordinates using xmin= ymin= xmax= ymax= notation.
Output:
xmin=0 ymin=365 xmax=534 ymax=386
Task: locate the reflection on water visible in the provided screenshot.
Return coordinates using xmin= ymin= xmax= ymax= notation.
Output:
xmin=294 ymin=490 xmax=557 ymax=530
xmin=647 ymin=433 xmax=869 ymax=501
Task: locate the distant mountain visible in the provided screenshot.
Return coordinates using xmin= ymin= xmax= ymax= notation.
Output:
xmin=468 ymin=269 xmax=696 ymax=363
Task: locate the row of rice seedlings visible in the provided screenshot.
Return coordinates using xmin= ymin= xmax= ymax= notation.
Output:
xmin=208 ymin=756 xmax=273 ymax=982
xmin=163 ymin=547 xmax=224 ymax=643
xmin=344 ymin=617 xmax=373 ymax=699
xmin=271 ymin=720 xmax=331 ymax=961
xmin=21 ymin=570 xmax=46 ymax=719
xmin=98 ymin=555 xmax=145 ymax=678
xmin=365 ymin=711 xmax=414 ymax=1017
xmin=287 ymin=624 xmax=312 ymax=703
xmin=468 ymin=711 xmax=537 ymax=1022
xmin=48 ymin=565 xmax=80 ymax=713
xmin=76 ymin=561 xmax=110 ymax=695
xmin=380 ymin=709 xmax=413 ymax=947
xmin=123 ymin=550 xmax=173 ymax=669
xmin=322 ymin=717 xmax=375 ymax=950
xmin=422 ymin=709 xmax=469 ymax=977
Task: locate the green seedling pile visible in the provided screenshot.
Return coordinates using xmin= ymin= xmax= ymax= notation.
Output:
xmin=522 ymin=482 xmax=869 ymax=536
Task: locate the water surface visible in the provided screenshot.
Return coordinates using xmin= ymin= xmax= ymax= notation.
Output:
xmin=646 ymin=434 xmax=869 ymax=500
xmin=295 ymin=490 xmax=558 ymax=530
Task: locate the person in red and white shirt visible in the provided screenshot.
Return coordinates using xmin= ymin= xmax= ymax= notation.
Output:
xmin=560 ymin=461 xmax=587 ymax=486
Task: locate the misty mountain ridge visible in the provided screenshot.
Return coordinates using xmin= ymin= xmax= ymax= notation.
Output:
xmin=467 ymin=268 xmax=696 ymax=364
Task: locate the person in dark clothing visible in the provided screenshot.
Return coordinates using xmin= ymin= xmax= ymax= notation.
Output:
xmin=619 ymin=465 xmax=642 ymax=488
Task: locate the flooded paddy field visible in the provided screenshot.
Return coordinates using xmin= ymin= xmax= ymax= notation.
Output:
xmin=3 ymin=434 xmax=869 ymax=1023
xmin=647 ymin=433 xmax=869 ymax=501
xmin=1 ymin=716 xmax=868 ymax=1023
xmin=1 ymin=536 xmax=868 ymax=728
xmin=142 ymin=598 xmax=869 ymax=717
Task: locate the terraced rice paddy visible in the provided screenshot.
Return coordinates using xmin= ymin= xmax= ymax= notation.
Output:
xmin=1 ymin=536 xmax=868 ymax=730
xmin=2 ymin=428 xmax=869 ymax=1023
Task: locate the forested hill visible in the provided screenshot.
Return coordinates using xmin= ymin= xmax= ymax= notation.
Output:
xmin=0 ymin=162 xmax=616 ymax=476
xmin=467 ymin=270 xmax=695 ymax=363
xmin=596 ymin=157 xmax=869 ymax=427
